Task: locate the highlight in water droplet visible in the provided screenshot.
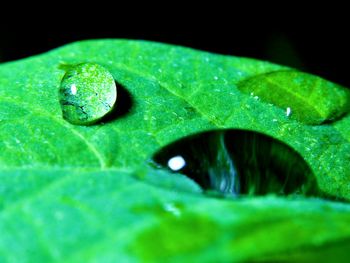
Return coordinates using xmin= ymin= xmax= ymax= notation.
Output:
xmin=286 ymin=107 xmax=292 ymax=117
xmin=59 ymin=63 xmax=117 ymax=125
xmin=163 ymin=203 xmax=181 ymax=217
xmin=167 ymin=155 xmax=186 ymax=171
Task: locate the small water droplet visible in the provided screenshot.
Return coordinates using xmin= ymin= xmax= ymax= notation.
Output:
xmin=214 ymin=76 xmax=219 ymax=80
xmin=59 ymin=63 xmax=117 ymax=125
xmin=153 ymin=130 xmax=323 ymax=198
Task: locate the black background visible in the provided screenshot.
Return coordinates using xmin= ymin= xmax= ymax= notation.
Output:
xmin=1 ymin=4 xmax=349 ymax=87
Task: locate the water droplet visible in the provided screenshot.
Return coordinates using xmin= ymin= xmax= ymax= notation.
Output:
xmin=59 ymin=63 xmax=117 ymax=125
xmin=237 ymin=70 xmax=350 ymax=125
xmin=153 ymin=130 xmax=322 ymax=198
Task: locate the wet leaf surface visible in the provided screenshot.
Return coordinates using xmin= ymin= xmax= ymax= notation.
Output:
xmin=0 ymin=40 xmax=349 ymax=262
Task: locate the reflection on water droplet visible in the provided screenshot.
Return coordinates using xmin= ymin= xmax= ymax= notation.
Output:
xmin=59 ymin=63 xmax=117 ymax=125
xmin=168 ymin=155 xmax=186 ymax=171
xmin=286 ymin=107 xmax=292 ymax=117
xmin=153 ymin=130 xmax=322 ymax=198
xmin=70 ymin=84 xmax=77 ymax=95
xmin=237 ymin=70 xmax=350 ymax=125
xmin=163 ymin=203 xmax=181 ymax=217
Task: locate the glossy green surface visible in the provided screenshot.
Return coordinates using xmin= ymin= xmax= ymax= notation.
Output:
xmin=0 ymin=40 xmax=349 ymax=262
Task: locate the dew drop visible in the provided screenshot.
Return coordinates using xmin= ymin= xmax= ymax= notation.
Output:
xmin=237 ymin=70 xmax=350 ymax=125
xmin=59 ymin=63 xmax=117 ymax=125
xmin=153 ymin=130 xmax=323 ymax=198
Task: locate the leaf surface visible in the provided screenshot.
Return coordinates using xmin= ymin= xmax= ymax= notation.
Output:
xmin=1 ymin=40 xmax=350 ymax=262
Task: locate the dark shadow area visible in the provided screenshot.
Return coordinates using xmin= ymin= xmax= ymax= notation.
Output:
xmin=2 ymin=6 xmax=350 ymax=87
xmin=100 ymin=82 xmax=133 ymax=123
xmin=321 ymin=112 xmax=350 ymax=126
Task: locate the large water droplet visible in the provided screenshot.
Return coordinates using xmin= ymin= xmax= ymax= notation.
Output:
xmin=153 ymin=130 xmax=321 ymax=198
xmin=59 ymin=63 xmax=117 ymax=125
xmin=237 ymin=70 xmax=350 ymax=125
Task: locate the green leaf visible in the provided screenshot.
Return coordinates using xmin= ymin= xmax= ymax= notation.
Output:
xmin=0 ymin=39 xmax=350 ymax=262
